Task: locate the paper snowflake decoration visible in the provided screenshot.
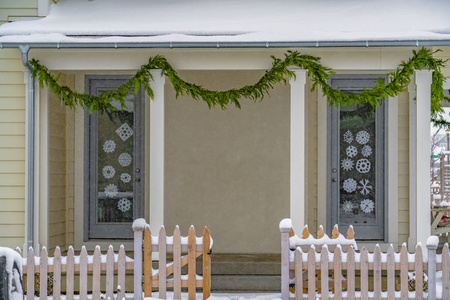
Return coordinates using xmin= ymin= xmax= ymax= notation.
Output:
xmin=105 ymin=184 xmax=118 ymax=198
xmin=360 ymin=199 xmax=375 ymax=213
xmin=118 ymin=153 xmax=132 ymax=167
xmin=358 ymin=179 xmax=373 ymax=195
xmin=117 ymin=198 xmax=132 ymax=212
xmin=341 ymin=158 xmax=354 ymax=171
xmin=343 ymin=130 xmax=353 ymax=144
xmin=120 ymin=173 xmax=131 ymax=183
xmin=356 ymin=158 xmax=371 ymax=173
xmin=361 ymin=145 xmax=372 ymax=157
xmin=343 ymin=178 xmax=357 ymax=193
xmin=346 ymin=146 xmax=358 ymax=158
xmin=116 ymin=123 xmax=134 ymax=142
xmin=103 ymin=140 xmax=116 ymax=153
xmin=342 ymin=200 xmax=354 ymax=213
xmin=102 ymin=166 xmax=115 ymax=179
xmin=356 ymin=130 xmax=370 ymax=145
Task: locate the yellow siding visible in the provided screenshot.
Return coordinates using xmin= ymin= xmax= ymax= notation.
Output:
xmin=307 ymin=79 xmax=318 ymax=234
xmin=66 ymin=96 xmax=75 ymax=246
xmin=397 ymin=91 xmax=410 ymax=245
xmin=47 ymin=73 xmax=75 ymax=252
xmin=48 ymin=75 xmax=66 ymax=252
xmin=0 ymin=49 xmax=26 ymax=249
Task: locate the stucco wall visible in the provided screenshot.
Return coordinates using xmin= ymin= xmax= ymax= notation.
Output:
xmin=164 ymin=70 xmax=290 ymax=253
xmin=0 ymin=0 xmax=38 ymax=25
xmin=0 ymin=49 xmax=26 ymax=248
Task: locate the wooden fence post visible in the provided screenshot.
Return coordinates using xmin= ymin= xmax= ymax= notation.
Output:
xmin=427 ymin=236 xmax=439 ymax=300
xmin=203 ymin=227 xmax=211 ymax=300
xmin=133 ymin=218 xmax=146 ymax=300
xmin=280 ymin=219 xmax=292 ymax=300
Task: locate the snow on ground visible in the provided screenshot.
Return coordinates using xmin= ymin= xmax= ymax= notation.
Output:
xmin=1 ymin=0 xmax=450 ymax=43
xmin=145 ymin=292 xmax=281 ymax=300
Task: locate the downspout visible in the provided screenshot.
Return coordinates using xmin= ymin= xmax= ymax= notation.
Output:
xmin=19 ymin=45 xmax=35 ymax=250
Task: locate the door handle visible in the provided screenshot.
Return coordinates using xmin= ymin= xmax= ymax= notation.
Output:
xmin=332 ymin=178 xmax=337 ymax=182
xmin=135 ymin=178 xmax=141 ymax=182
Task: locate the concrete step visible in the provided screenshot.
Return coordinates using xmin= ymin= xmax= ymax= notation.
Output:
xmin=207 ymin=254 xmax=281 ymax=292
xmin=211 ymin=275 xmax=281 ymax=292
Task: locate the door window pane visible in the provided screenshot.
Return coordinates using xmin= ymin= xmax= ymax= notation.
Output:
xmin=97 ymin=93 xmax=135 ymax=223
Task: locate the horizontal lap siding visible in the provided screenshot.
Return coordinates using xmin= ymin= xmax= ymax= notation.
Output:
xmin=48 ymin=74 xmax=67 ymax=253
xmin=48 ymin=73 xmax=76 ymax=252
xmin=0 ymin=49 xmax=26 ymax=248
xmin=397 ymin=91 xmax=410 ymax=246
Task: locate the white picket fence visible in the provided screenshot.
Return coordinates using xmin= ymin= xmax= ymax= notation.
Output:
xmin=21 ymin=245 xmax=133 ymax=300
xmin=16 ymin=220 xmax=212 ymax=300
xmin=280 ymin=219 xmax=450 ymax=300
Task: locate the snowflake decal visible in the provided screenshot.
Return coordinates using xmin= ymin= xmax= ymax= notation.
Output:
xmin=103 ymin=140 xmax=116 ymax=153
xmin=361 ymin=145 xmax=372 ymax=157
xmin=105 ymin=184 xmax=118 ymax=198
xmin=117 ymin=198 xmax=132 ymax=212
xmin=356 ymin=158 xmax=371 ymax=173
xmin=120 ymin=173 xmax=131 ymax=183
xmin=102 ymin=166 xmax=115 ymax=179
xmin=358 ymin=179 xmax=373 ymax=195
xmin=360 ymin=199 xmax=375 ymax=213
xmin=343 ymin=178 xmax=357 ymax=193
xmin=341 ymin=158 xmax=354 ymax=171
xmin=346 ymin=146 xmax=358 ymax=158
xmin=343 ymin=130 xmax=353 ymax=144
xmin=342 ymin=200 xmax=354 ymax=213
xmin=118 ymin=153 xmax=132 ymax=167
xmin=116 ymin=123 xmax=134 ymax=142
xmin=356 ymin=130 xmax=370 ymax=145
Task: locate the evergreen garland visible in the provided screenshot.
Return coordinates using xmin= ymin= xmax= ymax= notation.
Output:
xmin=29 ymin=47 xmax=450 ymax=127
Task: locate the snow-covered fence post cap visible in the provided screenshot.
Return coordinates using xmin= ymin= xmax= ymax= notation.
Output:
xmin=132 ymin=218 xmax=148 ymax=231
xmin=426 ymin=235 xmax=439 ymax=250
xmin=279 ymin=218 xmax=292 ymax=233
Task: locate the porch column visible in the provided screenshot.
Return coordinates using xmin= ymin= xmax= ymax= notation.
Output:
xmin=290 ymin=69 xmax=307 ymax=231
xmin=149 ymin=71 xmax=165 ymax=233
xmin=408 ymin=70 xmax=433 ymax=250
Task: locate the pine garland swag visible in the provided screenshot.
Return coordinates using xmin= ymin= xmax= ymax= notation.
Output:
xmin=29 ymin=47 xmax=450 ymax=128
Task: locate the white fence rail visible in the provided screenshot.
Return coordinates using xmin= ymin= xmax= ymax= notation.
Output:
xmin=280 ymin=219 xmax=449 ymax=300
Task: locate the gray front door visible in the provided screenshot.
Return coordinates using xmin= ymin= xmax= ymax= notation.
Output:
xmin=84 ymin=76 xmax=145 ymax=240
xmin=327 ymin=75 xmax=387 ymax=240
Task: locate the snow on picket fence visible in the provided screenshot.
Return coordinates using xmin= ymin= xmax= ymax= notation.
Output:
xmin=17 ymin=219 xmax=212 ymax=300
xmin=280 ymin=218 xmax=448 ymax=300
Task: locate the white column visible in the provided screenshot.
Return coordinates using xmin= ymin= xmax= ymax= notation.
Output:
xmin=409 ymin=70 xmax=433 ymax=250
xmin=149 ymin=71 xmax=165 ymax=234
xmin=290 ymin=69 xmax=307 ymax=231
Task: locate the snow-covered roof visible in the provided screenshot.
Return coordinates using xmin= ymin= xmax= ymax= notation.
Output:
xmin=1 ymin=0 xmax=450 ymax=45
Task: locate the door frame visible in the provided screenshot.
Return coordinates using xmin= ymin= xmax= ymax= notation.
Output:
xmin=83 ymin=75 xmax=145 ymax=240
xmin=326 ymin=74 xmax=389 ymax=241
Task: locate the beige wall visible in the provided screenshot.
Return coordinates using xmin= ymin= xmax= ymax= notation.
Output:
xmin=164 ymin=70 xmax=290 ymax=253
xmin=0 ymin=0 xmax=38 ymax=25
xmin=0 ymin=49 xmax=26 ymax=248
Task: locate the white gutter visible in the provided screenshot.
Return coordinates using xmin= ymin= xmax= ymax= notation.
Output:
xmin=1 ymin=39 xmax=450 ymax=49
xmin=18 ymin=45 xmax=35 ymax=250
